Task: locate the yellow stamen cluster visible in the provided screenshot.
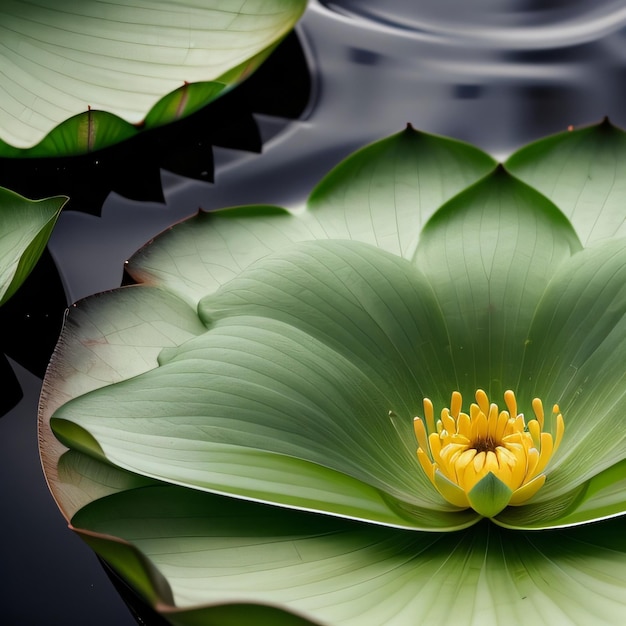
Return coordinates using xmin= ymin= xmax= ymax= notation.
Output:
xmin=413 ymin=389 xmax=564 ymax=516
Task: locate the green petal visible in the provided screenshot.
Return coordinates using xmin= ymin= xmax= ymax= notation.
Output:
xmin=497 ymin=460 xmax=626 ymax=530
xmin=0 ymin=186 xmax=66 ymax=306
xmin=39 ymin=285 xmax=206 ymax=517
xmin=52 ymin=240 xmax=482 ymax=530
xmin=308 ymin=125 xmax=496 ymax=259
xmin=506 ymin=118 xmax=626 ymax=245
xmin=413 ymin=167 xmax=581 ymax=399
xmin=497 ymin=240 xmax=626 ymax=527
xmin=126 ymin=126 xmax=495 ymax=306
xmin=71 ymin=485 xmax=626 ymax=626
xmin=126 ymin=207 xmax=328 ymax=307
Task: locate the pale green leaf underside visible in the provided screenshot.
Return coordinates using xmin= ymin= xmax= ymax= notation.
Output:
xmin=0 ymin=185 xmax=65 ymax=305
xmin=0 ymin=0 xmax=306 ymax=150
xmin=72 ymin=485 xmax=626 ymax=626
xmin=506 ymin=119 xmax=626 ymax=245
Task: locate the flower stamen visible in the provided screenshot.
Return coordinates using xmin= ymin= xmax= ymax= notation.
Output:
xmin=414 ymin=389 xmax=564 ymax=518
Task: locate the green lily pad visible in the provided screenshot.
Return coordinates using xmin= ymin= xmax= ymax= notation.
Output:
xmin=39 ymin=123 xmax=626 ymax=625
xmin=0 ymin=0 xmax=307 ymax=155
xmin=72 ymin=485 xmax=626 ymax=626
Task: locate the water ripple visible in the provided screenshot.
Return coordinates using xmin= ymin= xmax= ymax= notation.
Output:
xmin=321 ymin=0 xmax=626 ymax=49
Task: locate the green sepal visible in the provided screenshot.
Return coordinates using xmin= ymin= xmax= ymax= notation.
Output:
xmin=433 ymin=470 xmax=470 ymax=509
xmin=467 ymin=472 xmax=513 ymax=518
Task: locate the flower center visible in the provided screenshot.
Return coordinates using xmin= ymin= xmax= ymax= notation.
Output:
xmin=472 ymin=437 xmax=497 ymax=454
xmin=413 ymin=389 xmax=564 ymax=517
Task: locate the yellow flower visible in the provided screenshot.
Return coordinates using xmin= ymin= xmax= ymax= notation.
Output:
xmin=414 ymin=390 xmax=564 ymax=518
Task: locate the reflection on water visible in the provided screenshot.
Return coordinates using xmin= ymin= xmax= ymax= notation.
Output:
xmin=6 ymin=2 xmax=626 ymax=624
xmin=323 ymin=0 xmax=626 ymax=46
xmin=314 ymin=0 xmax=626 ymax=154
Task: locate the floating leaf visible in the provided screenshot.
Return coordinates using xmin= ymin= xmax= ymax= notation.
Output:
xmin=0 ymin=0 xmax=307 ymax=154
xmin=39 ymin=123 xmax=626 ymax=624
xmin=0 ymin=186 xmax=65 ymax=306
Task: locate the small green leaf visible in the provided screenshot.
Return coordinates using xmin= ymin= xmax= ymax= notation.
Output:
xmin=0 ymin=186 xmax=66 ymax=306
xmin=142 ymin=82 xmax=228 ymax=129
xmin=18 ymin=110 xmax=138 ymax=157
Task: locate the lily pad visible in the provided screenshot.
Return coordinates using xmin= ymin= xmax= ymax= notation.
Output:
xmin=40 ymin=123 xmax=626 ymax=624
xmin=0 ymin=0 xmax=307 ymax=154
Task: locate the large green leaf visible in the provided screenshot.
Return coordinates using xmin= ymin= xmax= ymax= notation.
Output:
xmin=0 ymin=186 xmax=65 ymax=306
xmin=53 ymin=240 xmax=478 ymax=530
xmin=71 ymin=485 xmax=626 ymax=626
xmin=38 ymin=125 xmax=626 ymax=624
xmin=0 ymin=0 xmax=306 ymax=154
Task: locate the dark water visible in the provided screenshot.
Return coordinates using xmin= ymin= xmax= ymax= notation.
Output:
xmin=2 ymin=2 xmax=626 ymax=624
